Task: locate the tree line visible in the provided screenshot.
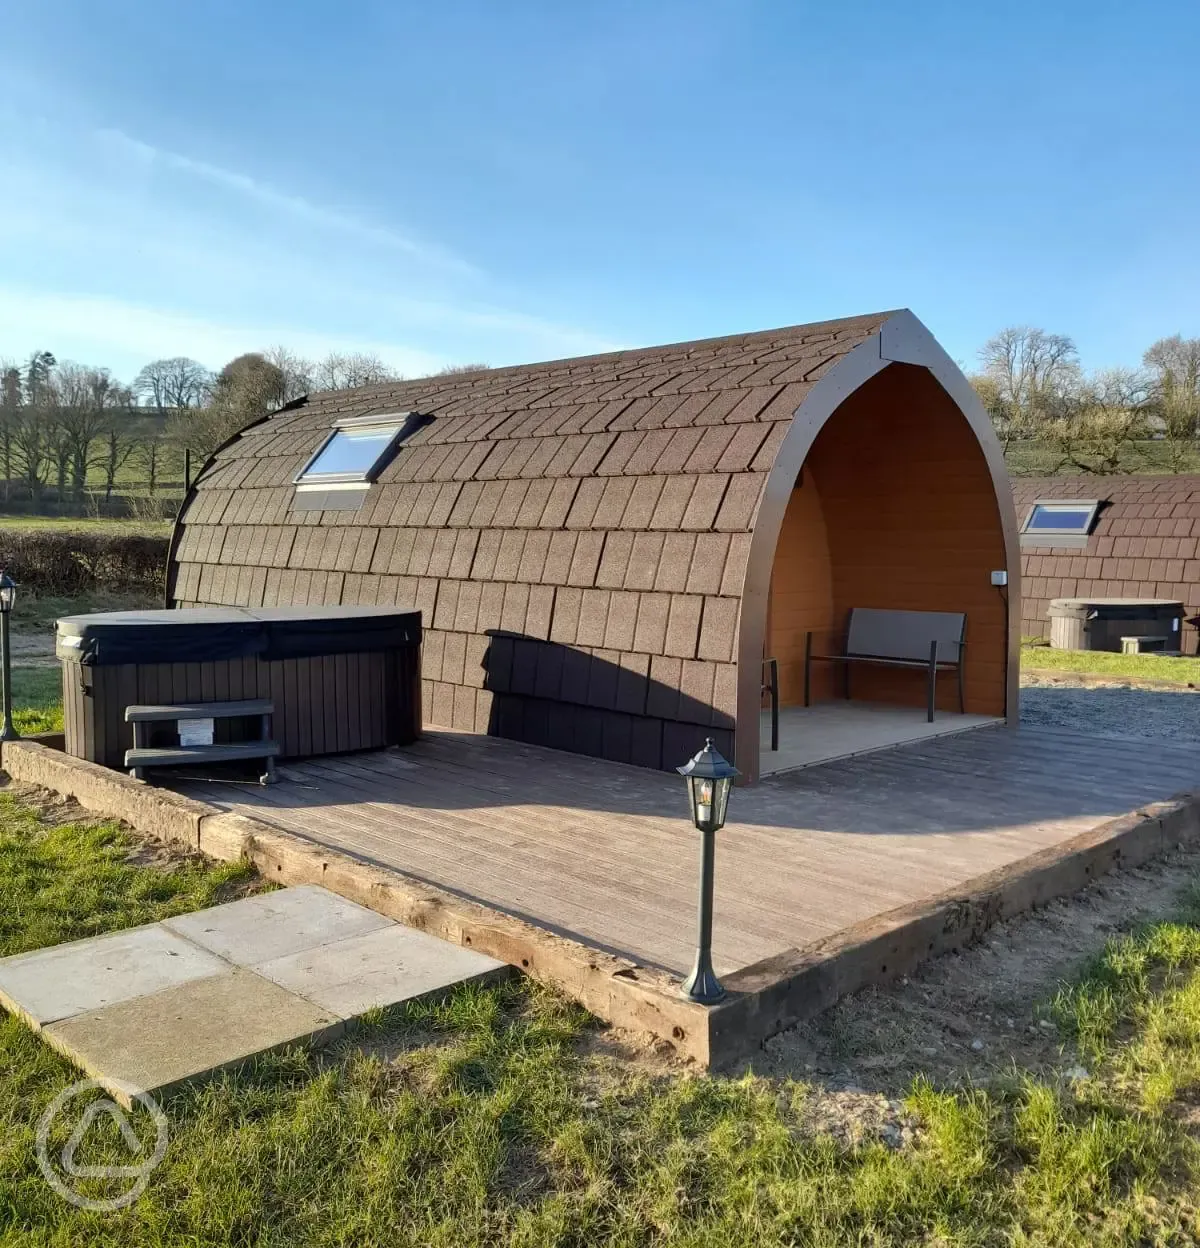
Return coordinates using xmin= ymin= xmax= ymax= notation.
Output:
xmin=1 ymin=323 xmax=1197 ymax=518
xmin=0 ymin=347 xmax=485 ymax=512
xmin=968 ymin=328 xmax=1200 ymax=475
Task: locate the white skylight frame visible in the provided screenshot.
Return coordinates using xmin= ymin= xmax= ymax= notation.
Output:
xmin=293 ymin=412 xmax=416 ymax=490
xmin=1021 ymin=499 xmax=1101 ymax=538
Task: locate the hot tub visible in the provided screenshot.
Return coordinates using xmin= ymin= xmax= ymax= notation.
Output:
xmin=1047 ymin=598 xmax=1184 ymax=653
xmin=56 ymin=605 xmax=422 ymax=769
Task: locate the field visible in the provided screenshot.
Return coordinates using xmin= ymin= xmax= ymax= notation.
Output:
xmin=1005 ymin=439 xmax=1200 ymax=477
xmin=0 ymin=515 xmax=173 ymax=536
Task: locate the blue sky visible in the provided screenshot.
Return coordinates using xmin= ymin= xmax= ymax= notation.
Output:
xmin=0 ymin=0 xmax=1196 ymax=382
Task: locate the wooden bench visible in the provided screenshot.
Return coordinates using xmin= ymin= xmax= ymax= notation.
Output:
xmin=804 ymin=609 xmax=966 ymax=722
xmin=124 ymin=699 xmax=278 ymax=785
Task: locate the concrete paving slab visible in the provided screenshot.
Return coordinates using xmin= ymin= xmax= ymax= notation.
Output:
xmin=44 ymin=969 xmax=343 ymax=1107
xmin=162 ymin=884 xmax=392 ymax=966
xmin=0 ymin=925 xmax=227 ymax=1027
xmin=253 ymin=924 xmax=508 ymax=1017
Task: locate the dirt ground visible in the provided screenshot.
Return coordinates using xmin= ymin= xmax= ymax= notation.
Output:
xmin=588 ymin=842 xmax=1200 ymax=1147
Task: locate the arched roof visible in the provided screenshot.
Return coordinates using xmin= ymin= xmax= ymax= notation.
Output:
xmin=170 ymin=308 xmax=1018 ymax=780
xmin=170 ymin=310 xmax=897 ymax=605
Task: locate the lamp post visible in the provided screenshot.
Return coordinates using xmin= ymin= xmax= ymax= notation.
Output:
xmin=0 ymin=572 xmax=17 ymax=743
xmin=677 ymin=737 xmax=739 ymax=1004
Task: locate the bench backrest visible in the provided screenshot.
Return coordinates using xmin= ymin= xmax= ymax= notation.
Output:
xmin=845 ymin=608 xmax=966 ymax=662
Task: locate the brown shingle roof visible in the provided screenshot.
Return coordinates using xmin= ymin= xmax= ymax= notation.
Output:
xmin=170 ymin=310 xmax=898 ymax=765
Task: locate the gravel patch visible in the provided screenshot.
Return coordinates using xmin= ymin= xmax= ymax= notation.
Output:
xmin=1021 ymin=678 xmax=1200 ymax=742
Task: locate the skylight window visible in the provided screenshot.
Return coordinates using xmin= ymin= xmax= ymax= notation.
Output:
xmin=293 ymin=412 xmax=422 ymax=489
xmin=1022 ymin=500 xmax=1100 ymax=538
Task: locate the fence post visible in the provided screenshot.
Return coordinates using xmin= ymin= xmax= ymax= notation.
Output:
xmin=183 ymin=447 xmax=192 ymax=493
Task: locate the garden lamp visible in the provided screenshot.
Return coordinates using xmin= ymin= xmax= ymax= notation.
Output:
xmin=0 ymin=571 xmax=18 ymax=742
xmin=677 ymin=738 xmax=739 ymax=1004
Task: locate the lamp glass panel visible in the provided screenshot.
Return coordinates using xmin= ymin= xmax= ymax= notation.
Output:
xmin=713 ymin=776 xmax=731 ymax=829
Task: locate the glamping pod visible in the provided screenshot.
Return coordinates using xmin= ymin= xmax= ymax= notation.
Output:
xmin=1015 ymin=475 xmax=1200 ymax=653
xmin=169 ymin=310 xmax=1020 ymax=782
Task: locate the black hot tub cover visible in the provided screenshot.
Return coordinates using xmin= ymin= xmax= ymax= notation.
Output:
xmin=56 ymin=605 xmax=422 ymax=666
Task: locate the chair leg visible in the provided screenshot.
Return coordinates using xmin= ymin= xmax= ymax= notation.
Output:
xmin=958 ymin=659 xmax=965 ymax=714
xmin=927 ymin=640 xmax=938 ymax=723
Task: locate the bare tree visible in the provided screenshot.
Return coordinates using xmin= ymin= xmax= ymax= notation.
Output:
xmin=435 ymin=362 xmax=488 ymax=376
xmin=1042 ymin=367 xmax=1152 ymax=474
xmin=1144 ymin=334 xmax=1200 ymax=470
xmin=53 ymin=363 xmax=129 ymax=497
xmin=97 ymin=382 xmax=137 ymax=502
xmin=263 ymin=346 xmax=315 ymax=403
xmin=312 ymin=351 xmax=398 ymax=391
xmin=171 ymin=352 xmax=288 ymax=459
xmin=0 ymin=362 xmax=21 ymax=501
xmin=131 ymin=433 xmax=164 ymax=496
xmin=978 ymin=327 xmax=1080 ymax=448
xmin=133 ymin=357 xmax=213 ymax=414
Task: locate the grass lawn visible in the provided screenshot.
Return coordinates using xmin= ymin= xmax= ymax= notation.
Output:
xmin=0 ymin=787 xmax=1199 ymax=1243
xmin=1022 ymin=644 xmax=1200 ymax=686
xmin=9 ymin=667 xmax=63 ymax=735
xmin=0 ymin=516 xmax=173 ymax=536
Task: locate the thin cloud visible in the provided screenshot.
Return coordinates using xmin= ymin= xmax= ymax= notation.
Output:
xmin=97 ymin=127 xmax=478 ymax=278
xmin=0 ymin=287 xmax=450 ymax=377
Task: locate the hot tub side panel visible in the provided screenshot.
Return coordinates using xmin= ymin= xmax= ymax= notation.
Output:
xmin=63 ymin=649 xmax=420 ymax=770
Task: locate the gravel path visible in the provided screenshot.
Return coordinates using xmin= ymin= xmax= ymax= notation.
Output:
xmin=1021 ymin=678 xmax=1200 ymax=743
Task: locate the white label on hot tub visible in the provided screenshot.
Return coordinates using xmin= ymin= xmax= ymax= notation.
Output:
xmin=178 ymin=718 xmax=214 ymax=747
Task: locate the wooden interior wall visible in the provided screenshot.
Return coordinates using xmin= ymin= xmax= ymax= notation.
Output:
xmin=767 ymin=479 xmax=834 ymax=704
xmin=769 ymin=363 xmax=1008 ymax=716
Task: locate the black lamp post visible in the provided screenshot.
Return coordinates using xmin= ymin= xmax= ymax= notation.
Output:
xmin=677 ymin=737 xmax=739 ymax=1004
xmin=0 ymin=572 xmax=17 ymax=743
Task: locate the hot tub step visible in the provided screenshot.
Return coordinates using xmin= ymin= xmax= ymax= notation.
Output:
xmin=125 ymin=699 xmax=275 ymax=722
xmin=125 ymin=743 xmax=280 ymax=766
xmin=125 ymin=741 xmax=280 ymax=785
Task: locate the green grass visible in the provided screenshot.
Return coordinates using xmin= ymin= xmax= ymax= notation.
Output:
xmin=1 ymin=590 xmax=161 ymax=737
xmin=0 ymin=794 xmax=254 ymax=957
xmin=0 ymin=516 xmax=173 ymax=535
xmin=10 ymin=667 xmax=63 ymax=735
xmin=0 ymin=795 xmax=1199 ymax=1243
xmin=1021 ymin=644 xmax=1200 ymax=685
xmin=12 ymin=590 xmax=161 ymax=633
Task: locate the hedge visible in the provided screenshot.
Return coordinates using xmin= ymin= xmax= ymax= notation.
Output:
xmin=0 ymin=530 xmax=169 ymax=596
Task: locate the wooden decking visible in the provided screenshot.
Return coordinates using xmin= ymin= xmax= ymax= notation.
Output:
xmin=173 ymin=724 xmax=1200 ymax=979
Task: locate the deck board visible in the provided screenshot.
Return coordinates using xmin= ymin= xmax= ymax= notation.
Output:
xmin=173 ymin=724 xmax=1200 ymax=977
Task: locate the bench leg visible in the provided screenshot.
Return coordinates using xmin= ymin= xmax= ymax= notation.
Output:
xmin=927 ymin=640 xmax=938 ymax=723
xmin=803 ymin=633 xmax=812 ymax=708
xmin=768 ymin=657 xmax=779 ymax=751
xmin=957 ymin=658 xmax=965 ymax=715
